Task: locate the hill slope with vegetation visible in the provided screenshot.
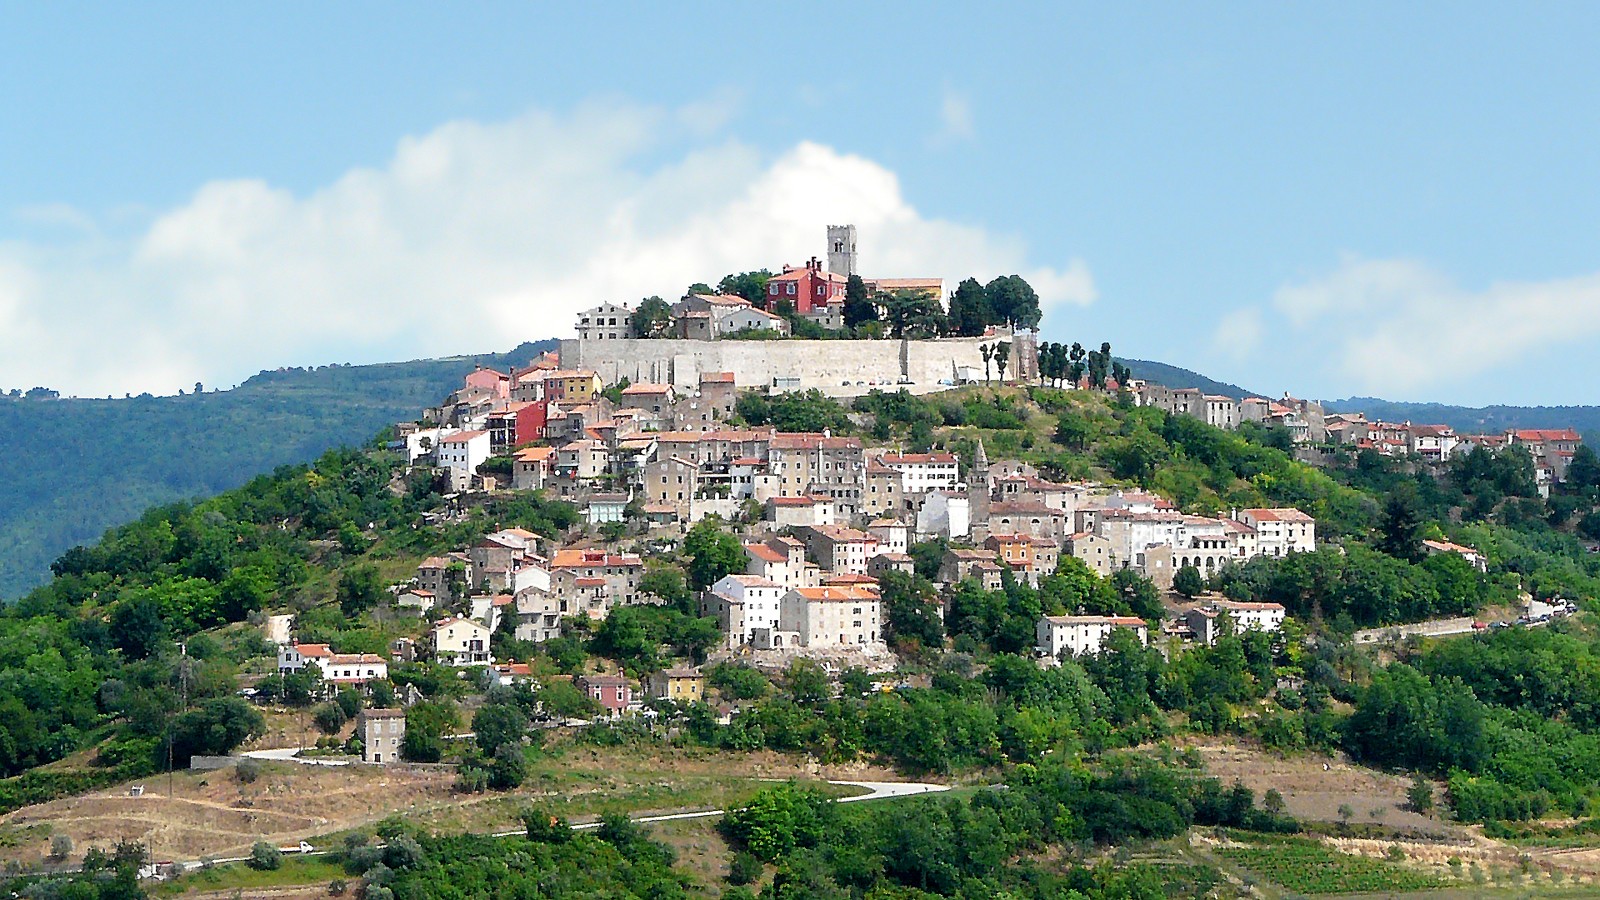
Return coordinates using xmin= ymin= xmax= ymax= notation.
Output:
xmin=0 ymin=341 xmax=554 ymax=600
xmin=10 ymin=379 xmax=1600 ymax=894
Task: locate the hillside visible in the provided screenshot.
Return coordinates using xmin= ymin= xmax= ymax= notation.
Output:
xmin=0 ymin=340 xmax=554 ymax=600
xmin=8 ymin=380 xmax=1600 ymax=895
xmin=1119 ymin=357 xmax=1261 ymax=399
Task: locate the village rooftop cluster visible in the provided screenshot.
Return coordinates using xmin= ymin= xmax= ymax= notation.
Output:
xmin=267 ymin=227 xmax=1585 ymax=729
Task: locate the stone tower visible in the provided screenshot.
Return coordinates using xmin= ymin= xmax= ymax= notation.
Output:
xmin=826 ymin=224 xmax=857 ymax=277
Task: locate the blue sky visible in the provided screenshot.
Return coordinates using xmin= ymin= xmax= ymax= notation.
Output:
xmin=3 ymin=3 xmax=1599 ymax=404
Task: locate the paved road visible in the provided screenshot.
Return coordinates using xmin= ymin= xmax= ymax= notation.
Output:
xmin=143 ymin=776 xmax=949 ymax=878
xmin=1352 ymin=616 xmax=1479 ymax=644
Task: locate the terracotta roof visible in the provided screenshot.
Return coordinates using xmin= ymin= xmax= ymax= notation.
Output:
xmin=769 ymin=496 xmax=824 ymax=507
xmin=793 ymin=585 xmax=880 ymax=601
xmin=552 ymin=548 xmax=643 ymax=568
xmin=1240 ymin=508 xmax=1315 ymax=523
xmin=1512 ymin=428 xmax=1582 ymax=442
xmin=700 ymin=372 xmax=735 ymax=384
xmin=807 ymin=525 xmax=875 ymax=542
xmin=327 ymin=653 xmax=386 ymax=665
xmin=438 ymin=430 xmax=488 ymax=444
xmin=878 ymin=452 xmax=958 ymax=465
xmin=745 ymin=543 xmax=786 ymax=563
xmin=292 ymin=643 xmax=331 ymax=658
xmin=1041 ymin=615 xmax=1147 ymax=627
xmin=719 ymin=574 xmax=783 ymax=588
xmin=770 ymin=433 xmax=861 ymax=450
xmin=620 ymin=383 xmax=672 ymax=395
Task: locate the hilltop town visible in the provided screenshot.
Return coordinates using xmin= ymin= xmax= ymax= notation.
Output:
xmin=352 ymin=226 xmax=1589 ymax=705
xmin=9 ymin=228 xmax=1600 ymax=897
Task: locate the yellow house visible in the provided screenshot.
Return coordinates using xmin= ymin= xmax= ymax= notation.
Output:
xmin=545 ymin=369 xmax=603 ymax=403
xmin=646 ymin=666 xmax=705 ymax=704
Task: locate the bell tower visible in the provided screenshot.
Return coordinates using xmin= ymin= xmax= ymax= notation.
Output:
xmin=826 ymin=224 xmax=857 ymax=277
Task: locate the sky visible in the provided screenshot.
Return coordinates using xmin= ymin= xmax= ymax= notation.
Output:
xmin=3 ymin=3 xmax=1599 ymax=406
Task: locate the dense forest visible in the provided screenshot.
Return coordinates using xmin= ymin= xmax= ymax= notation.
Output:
xmin=0 ymin=341 xmax=554 ymax=599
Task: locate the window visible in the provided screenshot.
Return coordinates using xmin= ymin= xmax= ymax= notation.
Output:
xmin=787 ymin=283 xmax=796 ymax=295
xmin=770 ymin=284 xmax=778 ymax=295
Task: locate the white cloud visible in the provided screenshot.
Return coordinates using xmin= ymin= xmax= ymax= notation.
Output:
xmin=1265 ymin=256 xmax=1600 ymax=395
xmin=937 ymin=88 xmax=975 ymax=142
xmin=0 ymin=100 xmax=1092 ymax=397
xmin=1212 ymin=307 xmax=1264 ymax=360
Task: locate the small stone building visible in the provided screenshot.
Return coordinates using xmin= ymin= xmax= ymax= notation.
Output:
xmin=357 ymin=708 xmax=406 ymax=763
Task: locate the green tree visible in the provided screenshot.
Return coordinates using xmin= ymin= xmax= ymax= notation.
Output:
xmin=472 ymin=702 xmax=527 ymax=756
xmin=638 ymin=567 xmax=691 ymax=612
xmin=110 ymin=596 xmax=167 ymax=660
xmin=401 ymin=701 xmax=458 ymax=763
xmin=591 ymin=606 xmax=659 ymax=673
xmin=720 ymin=782 xmax=833 ymax=862
xmin=719 ymin=271 xmax=773 ymax=306
xmin=166 ymin=697 xmax=265 ymax=767
xmin=684 ymin=517 xmax=746 ymax=590
xmin=983 ymin=275 xmax=1042 ymax=330
xmin=313 ymin=701 xmax=348 ymax=735
xmin=842 ymin=274 xmax=876 ymax=330
xmin=994 ymin=341 xmax=1011 ymax=381
xmin=947 ymin=277 xmax=992 ymax=336
xmin=881 ymin=290 xmax=947 ymax=338
xmin=1173 ymin=565 xmax=1206 ymax=599
xmin=628 ymin=296 xmax=674 ymax=339
xmin=338 ymin=564 xmax=384 ymax=618
xmin=1379 ymin=483 xmax=1427 ymax=561
xmin=1407 ymin=774 xmax=1434 ymax=813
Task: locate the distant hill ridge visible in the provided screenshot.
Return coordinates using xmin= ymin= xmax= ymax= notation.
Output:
xmin=1119 ymin=358 xmax=1261 ymax=399
xmin=1121 ymin=358 xmax=1600 ymax=444
xmin=0 ymin=340 xmax=554 ymax=600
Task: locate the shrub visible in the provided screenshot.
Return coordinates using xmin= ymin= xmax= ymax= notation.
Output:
xmin=234 ymin=758 xmax=262 ymax=784
xmin=249 ymin=841 xmax=282 ymax=871
xmin=48 ymin=833 xmax=72 ymax=861
xmin=728 ymin=851 xmax=763 ymax=885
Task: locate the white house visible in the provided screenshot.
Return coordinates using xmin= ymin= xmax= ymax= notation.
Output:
xmin=1421 ymin=539 xmax=1488 ymax=572
xmin=703 ymin=574 xmax=787 ymax=648
xmin=575 ymin=301 xmax=634 ymax=341
xmin=321 ymin=653 xmax=389 ymax=686
xmin=866 ymin=519 xmax=911 ymax=556
xmin=513 ymin=590 xmax=563 ymax=643
xmin=1185 ymin=599 xmax=1286 ymax=645
xmin=277 ymin=643 xmax=388 ymax=688
xmin=396 ymin=588 xmax=437 ymax=614
xmin=1212 ymin=599 xmax=1286 ymax=633
xmin=716 ymin=305 xmax=790 ymax=336
xmin=876 ymin=452 xmax=962 ymax=497
xmin=1036 ymin=615 xmax=1148 ymax=659
xmin=430 ymin=617 xmax=493 ymax=666
xmin=1234 ymin=508 xmax=1316 ymax=557
xmin=437 ymin=430 xmax=492 ymax=492
xmin=278 ymin=642 xmax=332 ymax=672
xmin=916 ymin=490 xmax=970 ymax=540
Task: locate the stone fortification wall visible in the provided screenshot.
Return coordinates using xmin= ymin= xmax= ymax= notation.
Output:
xmin=559 ymin=335 xmax=1012 ymax=396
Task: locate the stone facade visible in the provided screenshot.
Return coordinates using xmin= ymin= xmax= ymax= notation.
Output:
xmin=559 ymin=335 xmax=1010 ymax=398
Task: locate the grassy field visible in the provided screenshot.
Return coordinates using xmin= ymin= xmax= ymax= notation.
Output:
xmin=153 ymin=856 xmax=349 ymax=896
xmin=0 ymin=741 xmax=893 ymax=869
